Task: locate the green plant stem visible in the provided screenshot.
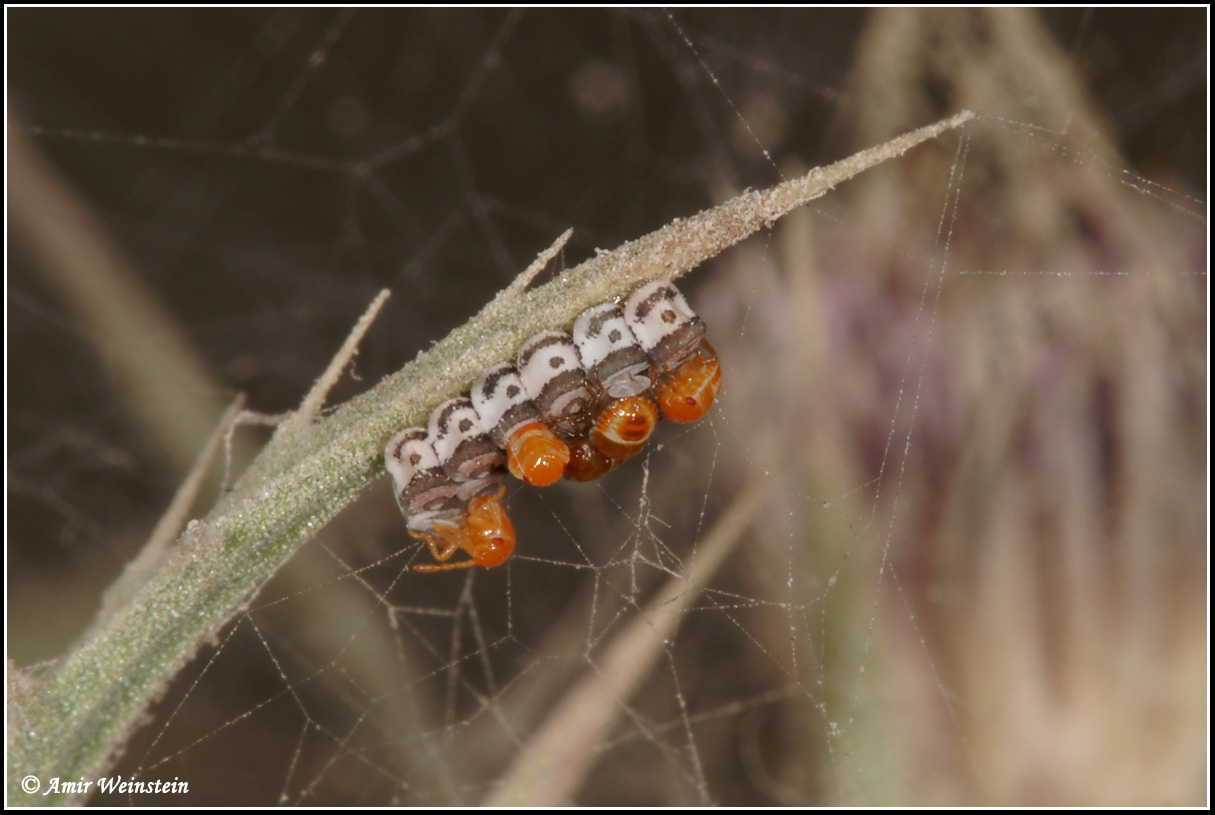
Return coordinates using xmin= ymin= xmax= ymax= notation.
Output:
xmin=6 ymin=111 xmax=973 ymax=805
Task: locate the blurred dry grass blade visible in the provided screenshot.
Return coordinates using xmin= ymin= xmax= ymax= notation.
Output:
xmin=7 ymin=109 xmax=232 ymax=480
xmin=485 ymin=480 xmax=769 ymax=806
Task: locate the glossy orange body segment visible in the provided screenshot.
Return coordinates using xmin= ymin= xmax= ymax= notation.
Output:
xmin=656 ymin=342 xmax=722 ymax=423
xmin=505 ymin=421 xmax=570 ymax=486
xmin=564 ymin=436 xmax=624 ymax=481
xmin=589 ymin=394 xmax=660 ymax=459
xmin=410 ymin=487 xmax=516 ymax=571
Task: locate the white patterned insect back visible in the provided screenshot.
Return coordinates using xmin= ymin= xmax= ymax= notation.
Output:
xmin=471 ymin=362 xmax=570 ymax=487
xmin=625 ymin=281 xmax=722 ymax=424
xmin=572 ymin=303 xmax=651 ymax=399
xmin=516 ymin=329 xmax=594 ymax=440
xmin=385 ymin=427 xmax=459 ymax=530
xmin=384 ymin=427 xmax=514 ymax=573
xmin=568 ymin=300 xmax=661 ymax=477
xmin=428 ymin=397 xmax=504 ymax=500
xmin=385 ymin=278 xmax=722 ymax=570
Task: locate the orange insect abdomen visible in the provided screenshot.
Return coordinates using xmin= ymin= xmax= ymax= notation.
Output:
xmin=563 ymin=435 xmax=624 ymax=482
xmin=656 ymin=343 xmax=722 ymax=423
xmin=590 ymin=394 xmax=660 ymax=459
xmin=505 ymin=421 xmax=571 ymax=486
xmin=465 ymin=490 xmax=516 ymax=569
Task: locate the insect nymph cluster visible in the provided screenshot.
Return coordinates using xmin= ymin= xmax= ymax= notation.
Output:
xmin=385 ymin=280 xmax=722 ymax=572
